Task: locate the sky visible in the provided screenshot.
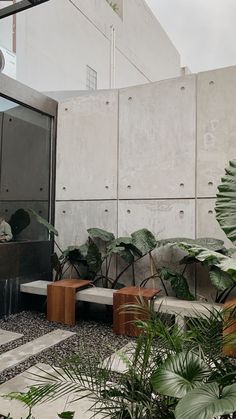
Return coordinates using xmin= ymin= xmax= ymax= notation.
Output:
xmin=145 ymin=0 xmax=236 ymax=73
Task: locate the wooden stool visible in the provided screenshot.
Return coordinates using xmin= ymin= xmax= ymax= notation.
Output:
xmin=113 ymin=286 xmax=160 ymax=337
xmin=47 ymin=279 xmax=92 ymax=326
xmin=223 ymin=299 xmax=236 ymax=357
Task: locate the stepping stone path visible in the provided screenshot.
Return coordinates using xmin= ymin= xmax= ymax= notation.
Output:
xmin=0 ymin=330 xmax=75 ymax=373
xmin=0 ymin=324 xmax=130 ymax=418
xmin=0 ymin=329 xmax=23 ymax=346
xmin=0 ymin=363 xmax=103 ymax=419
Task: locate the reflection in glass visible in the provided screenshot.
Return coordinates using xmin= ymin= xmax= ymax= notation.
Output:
xmin=0 ymin=96 xmax=51 ymax=241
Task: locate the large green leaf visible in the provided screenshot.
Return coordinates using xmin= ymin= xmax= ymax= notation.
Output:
xmin=209 ymin=266 xmax=234 ymax=291
xmin=159 ymin=267 xmax=194 ymax=301
xmin=87 ymin=227 xmax=115 ymax=242
xmin=160 ymin=237 xmax=224 ymax=252
xmin=177 ymin=242 xmax=236 ymax=281
xmin=107 ymin=236 xmax=133 ymax=250
xmin=151 ymin=352 xmax=209 ymax=398
xmin=131 ymin=229 xmax=157 ymax=256
xmin=175 ymin=382 xmax=236 ymax=419
xmin=86 ymin=241 xmax=102 ymax=274
xmin=109 ymin=246 xmax=134 ymax=264
xmin=194 ymin=237 xmax=225 ymax=251
xmin=215 ymin=160 xmax=236 ymax=246
xmin=28 ymin=208 xmax=58 ymax=236
xmin=62 ymin=245 xmax=87 ymax=264
xmin=107 ymin=236 xmax=142 ymax=263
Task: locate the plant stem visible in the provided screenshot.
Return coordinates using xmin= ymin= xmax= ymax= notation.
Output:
xmin=149 ymin=253 xmax=168 ymax=296
xmin=132 ymin=262 xmax=135 ymax=285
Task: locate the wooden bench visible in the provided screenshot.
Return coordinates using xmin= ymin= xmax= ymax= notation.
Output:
xmin=47 ymin=279 xmax=92 ymax=326
xmin=20 ymin=281 xmax=222 ymax=329
xmin=113 ymin=286 xmax=160 ymax=337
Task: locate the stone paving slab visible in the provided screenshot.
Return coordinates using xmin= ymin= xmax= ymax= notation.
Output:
xmin=0 ymin=363 xmax=103 ymax=419
xmin=0 ymin=329 xmax=23 ymax=346
xmin=0 ymin=330 xmax=75 ymax=373
xmin=101 ymin=342 xmax=135 ymax=373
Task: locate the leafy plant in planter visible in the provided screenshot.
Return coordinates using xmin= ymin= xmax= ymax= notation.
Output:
xmin=6 ymin=303 xmax=236 ymax=418
xmin=87 ymin=227 xmax=161 ymax=289
xmin=157 ymin=236 xmax=235 ymax=303
xmin=28 ymin=159 xmax=236 ymax=302
xmin=164 ymin=160 xmax=236 ymax=304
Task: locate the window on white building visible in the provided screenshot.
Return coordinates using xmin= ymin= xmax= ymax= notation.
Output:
xmin=86 ymin=65 xmax=97 ymax=90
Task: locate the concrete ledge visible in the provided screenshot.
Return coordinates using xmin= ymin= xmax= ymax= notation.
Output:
xmin=20 ymin=281 xmax=222 ymax=316
xmin=154 ymin=296 xmax=222 ymax=317
xmin=20 ymin=280 xmax=115 ymax=305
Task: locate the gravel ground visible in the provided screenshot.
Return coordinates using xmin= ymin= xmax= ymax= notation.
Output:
xmin=0 ymin=311 xmax=131 ymax=384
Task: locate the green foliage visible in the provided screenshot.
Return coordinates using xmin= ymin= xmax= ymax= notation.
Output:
xmin=160 ymin=237 xmax=225 ymax=251
xmin=215 ymin=159 xmax=236 ymax=246
xmin=177 ymin=242 xmax=236 ymax=281
xmin=27 ymin=208 xmax=58 ymax=236
xmin=175 ymin=382 xmax=236 ymax=419
xmin=57 ymin=412 xmax=75 ymax=419
xmin=151 ymin=352 xmax=209 ymax=398
xmin=159 ymin=267 xmax=194 ymax=300
xmin=86 ymin=241 xmax=102 ymax=276
xmin=209 ymin=267 xmax=234 ymax=291
xmin=131 ymin=228 xmax=157 ymax=256
xmin=61 ymin=241 xmax=102 ymax=280
xmin=107 ymin=236 xmax=142 ymax=264
xmin=6 ymin=303 xmax=236 ymax=419
xmin=87 ymin=227 xmax=115 ymax=243
xmin=106 ymin=0 xmax=119 ymax=12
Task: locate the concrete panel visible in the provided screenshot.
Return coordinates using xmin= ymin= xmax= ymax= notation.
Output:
xmin=117 ymin=199 xmax=195 ymax=294
xmin=119 ymin=75 xmax=196 ymax=199
xmin=56 ymin=91 xmax=118 ymax=200
xmin=197 ymin=67 xmax=236 ymax=197
xmin=0 ymin=112 xmax=50 ymax=201
xmin=196 ymin=198 xmax=231 ymax=246
xmin=55 ymin=200 xmax=117 ymax=249
xmin=118 ymin=199 xmax=195 ymax=238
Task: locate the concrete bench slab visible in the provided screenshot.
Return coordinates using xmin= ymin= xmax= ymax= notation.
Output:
xmin=20 ymin=281 xmax=222 ymax=328
xmin=20 ymin=280 xmax=115 ymax=305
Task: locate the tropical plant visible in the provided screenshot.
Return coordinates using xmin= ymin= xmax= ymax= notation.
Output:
xmin=86 ymin=227 xmax=160 ymax=289
xmin=215 ymin=159 xmax=236 ymax=245
xmin=6 ymin=302 xmax=236 ymax=419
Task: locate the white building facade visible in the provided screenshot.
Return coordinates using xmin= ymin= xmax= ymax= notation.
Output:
xmin=0 ymin=0 xmax=181 ymax=91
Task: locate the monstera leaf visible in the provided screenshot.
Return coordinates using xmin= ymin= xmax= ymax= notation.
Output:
xmin=87 ymin=227 xmax=115 ymax=243
xmin=28 ymin=208 xmax=58 ymax=236
xmin=131 ymin=229 xmax=157 ymax=255
xmin=175 ymin=382 xmax=236 ymax=419
xmin=215 ymin=160 xmax=236 ymax=246
xmin=151 ymin=352 xmax=209 ymax=399
xmin=159 ymin=267 xmax=194 ymax=301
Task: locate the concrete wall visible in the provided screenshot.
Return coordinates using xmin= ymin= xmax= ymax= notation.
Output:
xmin=55 ymin=65 xmax=236 ymax=298
xmin=15 ymin=0 xmax=180 ymax=91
